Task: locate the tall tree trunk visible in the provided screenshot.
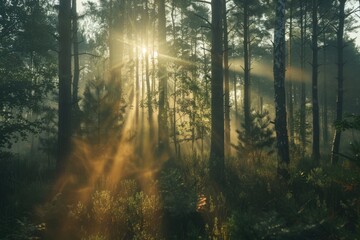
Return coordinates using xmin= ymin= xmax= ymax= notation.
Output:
xmin=209 ymin=0 xmax=225 ymax=184
xmin=287 ymin=0 xmax=294 ymax=146
xmin=273 ymin=0 xmax=290 ymax=179
xmin=223 ymin=0 xmax=230 ymax=158
xmin=127 ymin=2 xmax=135 ymax=107
xmin=201 ymin=31 xmax=210 ymax=159
xmin=322 ymin=30 xmax=329 ymax=148
xmin=311 ymin=0 xmax=320 ymax=162
xmin=299 ymin=0 xmax=307 ymax=154
xmin=173 ymin=72 xmax=178 ymax=157
xmin=171 ymin=0 xmax=178 ymax=157
xmin=331 ymin=0 xmax=346 ymax=164
xmin=191 ymin=38 xmax=198 ymax=154
xmin=135 ymin=37 xmax=140 ymax=131
xmin=243 ymin=0 xmax=251 ymax=138
xmin=139 ymin=38 xmax=149 ymax=156
xmin=157 ymin=0 xmax=169 ymax=154
xmin=72 ymin=0 xmax=80 ymax=114
xmin=133 ymin=1 xmax=140 ymax=135
xmin=57 ymin=0 xmax=72 ymax=175
xmin=144 ymin=1 xmax=153 ymax=137
xmin=140 ymin=41 xmax=146 ymax=154
xmin=152 ymin=6 xmax=157 ymax=94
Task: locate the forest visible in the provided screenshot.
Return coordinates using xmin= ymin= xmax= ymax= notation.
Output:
xmin=1 ymin=0 xmax=360 ymax=239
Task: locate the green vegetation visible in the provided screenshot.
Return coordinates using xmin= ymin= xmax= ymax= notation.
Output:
xmin=1 ymin=152 xmax=360 ymax=239
xmin=1 ymin=0 xmax=360 ymax=239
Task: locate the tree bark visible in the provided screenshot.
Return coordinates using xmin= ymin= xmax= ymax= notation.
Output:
xmin=322 ymin=29 xmax=329 ymax=148
xmin=57 ymin=0 xmax=72 ymax=175
xmin=311 ymin=0 xmax=320 ymax=162
xmin=331 ymin=0 xmax=346 ymax=164
xmin=135 ymin=37 xmax=140 ymax=130
xmin=209 ymin=0 xmax=225 ymax=184
xmin=72 ymin=0 xmax=81 ymax=134
xmin=299 ymin=0 xmax=307 ymax=154
xmin=171 ymin=0 xmax=178 ymax=157
xmin=201 ymin=31 xmax=210 ymax=159
xmin=273 ymin=0 xmax=290 ymax=178
xmin=72 ymin=0 xmax=80 ymax=112
xmin=287 ymin=0 xmax=294 ymax=146
xmin=144 ymin=1 xmax=153 ymax=137
xmin=243 ymin=0 xmax=251 ymax=138
xmin=223 ymin=0 xmax=231 ymax=158
xmin=157 ymin=0 xmax=169 ymax=154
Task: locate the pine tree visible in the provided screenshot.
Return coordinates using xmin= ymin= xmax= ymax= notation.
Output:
xmin=234 ymin=110 xmax=275 ymax=163
xmin=57 ymin=0 xmax=72 ymax=175
xmin=273 ymin=0 xmax=290 ymax=178
xmin=209 ymin=0 xmax=225 ymax=184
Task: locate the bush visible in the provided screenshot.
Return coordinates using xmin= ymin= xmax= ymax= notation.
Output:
xmin=234 ymin=110 xmax=275 ymax=164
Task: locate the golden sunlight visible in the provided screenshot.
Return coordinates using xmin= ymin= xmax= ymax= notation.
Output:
xmin=229 ymin=58 xmax=310 ymax=82
xmin=6 ymin=0 xmax=360 ymax=239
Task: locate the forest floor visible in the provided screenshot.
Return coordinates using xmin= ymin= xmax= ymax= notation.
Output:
xmin=1 ymin=151 xmax=359 ymax=239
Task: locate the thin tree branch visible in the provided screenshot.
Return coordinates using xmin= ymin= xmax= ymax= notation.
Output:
xmin=193 ymin=0 xmax=211 ymax=5
xmin=193 ymin=13 xmax=211 ymax=26
xmin=74 ymin=52 xmax=101 ymax=57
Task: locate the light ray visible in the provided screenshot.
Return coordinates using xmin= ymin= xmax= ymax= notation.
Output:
xmin=229 ymin=58 xmax=311 ymax=82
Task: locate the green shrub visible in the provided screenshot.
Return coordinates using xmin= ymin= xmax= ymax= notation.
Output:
xmin=234 ymin=110 xmax=275 ymax=164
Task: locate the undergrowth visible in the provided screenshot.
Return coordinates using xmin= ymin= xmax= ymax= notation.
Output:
xmin=1 ymin=153 xmax=359 ymax=239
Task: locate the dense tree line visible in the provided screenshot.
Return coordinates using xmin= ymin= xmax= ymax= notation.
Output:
xmin=1 ymin=0 xmax=360 ymax=238
xmin=2 ymin=0 xmax=359 ymax=176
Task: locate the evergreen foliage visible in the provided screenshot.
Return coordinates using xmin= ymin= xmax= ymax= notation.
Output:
xmin=0 ymin=0 xmax=57 ymax=151
xmin=81 ymin=77 xmax=126 ymax=147
xmin=1 ymin=0 xmax=360 ymax=239
xmin=335 ymin=114 xmax=360 ymax=165
xmin=234 ymin=110 xmax=275 ymax=162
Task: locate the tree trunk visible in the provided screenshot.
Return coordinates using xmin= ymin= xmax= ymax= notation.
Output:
xmin=140 ymin=41 xmax=146 ymax=154
xmin=72 ymin=0 xmax=80 ymax=115
xmin=127 ymin=1 xmax=135 ymax=108
xmin=135 ymin=37 xmax=140 ymax=131
xmin=287 ymin=0 xmax=294 ymax=146
xmin=57 ymin=0 xmax=72 ymax=175
xmin=144 ymin=2 xmax=153 ymax=137
xmin=331 ymin=0 xmax=346 ymax=164
xmin=223 ymin=0 xmax=230 ymax=158
xmin=173 ymin=72 xmax=178 ymax=157
xmin=243 ymin=0 xmax=251 ymax=138
xmin=171 ymin=0 xmax=178 ymax=157
xmin=157 ymin=0 xmax=169 ymax=154
xmin=209 ymin=0 xmax=225 ymax=184
xmin=201 ymin=31 xmax=210 ymax=159
xmin=152 ymin=6 xmax=157 ymax=94
xmin=311 ymin=0 xmax=320 ymax=162
xmin=299 ymin=0 xmax=307 ymax=154
xmin=191 ymin=38 xmax=198 ymax=154
xmin=273 ymin=0 xmax=290 ymax=179
xmin=322 ymin=30 xmax=329 ymax=149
